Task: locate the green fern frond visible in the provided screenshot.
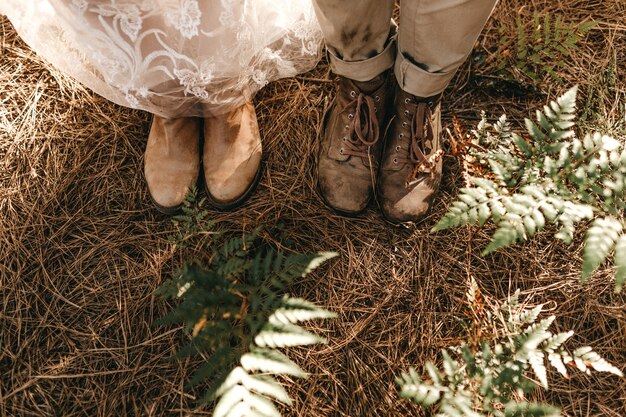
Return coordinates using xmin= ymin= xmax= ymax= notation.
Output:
xmin=397 ymin=288 xmax=623 ymax=415
xmin=269 ymin=296 xmax=337 ymax=325
xmin=541 ymin=331 xmax=573 ymax=353
xmin=572 ymin=347 xmax=624 ymax=377
xmin=240 ymin=347 xmax=307 ymax=377
xmin=483 ymin=218 xmax=525 ymax=254
xmin=212 ymin=382 xmax=281 ymax=417
xmin=188 ymin=346 xmax=239 ymax=388
xmin=433 ymin=86 xmax=626 ymax=292
xmin=517 ymin=316 xmax=555 ymax=356
xmin=432 ymin=179 xmax=502 ymax=232
xmin=214 ymin=367 xmax=292 ymax=406
xmin=255 ymin=322 xmax=326 ymax=348
xmin=547 ymin=351 xmax=569 ymax=378
xmin=494 ymin=12 xmax=595 ymax=84
xmin=504 ymin=401 xmax=560 ymax=417
xmin=396 ymin=367 xmax=444 ymax=407
xmin=528 ymin=350 xmax=549 ymax=388
xmin=157 ymin=229 xmax=336 ymax=415
xmin=511 ymin=304 xmax=544 ymax=327
xmin=168 ymin=187 xmax=215 ymax=250
xmin=281 ymin=251 xmax=338 ymax=280
xmin=613 ymin=235 xmax=626 ymax=292
xmin=582 ymin=217 xmax=623 ymax=280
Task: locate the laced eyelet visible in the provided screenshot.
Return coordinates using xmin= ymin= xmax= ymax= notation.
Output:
xmin=348 ymin=113 xmax=354 ymax=119
xmin=375 ymin=96 xmax=381 ymax=102
xmin=350 ymin=91 xmax=356 ymax=98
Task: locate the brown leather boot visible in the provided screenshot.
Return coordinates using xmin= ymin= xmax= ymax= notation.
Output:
xmin=144 ymin=116 xmax=201 ymax=214
xmin=317 ymin=72 xmax=393 ymax=215
xmin=202 ymin=101 xmax=262 ymax=210
xmin=378 ymin=86 xmax=443 ymax=223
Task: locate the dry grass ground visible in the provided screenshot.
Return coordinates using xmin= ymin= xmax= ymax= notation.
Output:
xmin=1 ymin=0 xmax=625 ymax=416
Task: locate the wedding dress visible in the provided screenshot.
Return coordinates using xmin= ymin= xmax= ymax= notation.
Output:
xmin=1 ymin=0 xmax=323 ymax=117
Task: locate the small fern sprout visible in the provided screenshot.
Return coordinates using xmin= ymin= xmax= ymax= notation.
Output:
xmin=168 ymin=187 xmax=215 ymax=250
xmin=433 ymin=86 xmax=626 ymax=292
xmin=493 ymin=12 xmax=595 ymax=84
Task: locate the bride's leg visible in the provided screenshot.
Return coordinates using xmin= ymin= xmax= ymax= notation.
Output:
xmin=144 ymin=116 xmax=201 ymax=214
xmin=201 ymin=101 xmax=262 ymax=211
xmin=142 ymin=79 xmax=203 ymax=214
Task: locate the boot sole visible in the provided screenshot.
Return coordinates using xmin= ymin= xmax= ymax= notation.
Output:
xmin=148 ymin=192 xmax=184 ymax=216
xmin=374 ymin=185 xmax=433 ymax=226
xmin=203 ymin=161 xmax=263 ymax=211
xmin=315 ymin=178 xmax=369 ymax=218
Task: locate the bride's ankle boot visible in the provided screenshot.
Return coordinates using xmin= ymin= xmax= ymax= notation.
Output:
xmin=202 ymin=101 xmax=262 ymax=210
xmin=144 ymin=116 xmax=200 ymax=214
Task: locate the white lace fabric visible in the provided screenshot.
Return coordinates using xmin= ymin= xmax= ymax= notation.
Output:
xmin=1 ymin=0 xmax=323 ymax=117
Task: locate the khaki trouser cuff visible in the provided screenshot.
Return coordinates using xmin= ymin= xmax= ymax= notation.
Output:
xmin=394 ymin=53 xmax=455 ymax=98
xmin=328 ymin=35 xmax=397 ymax=82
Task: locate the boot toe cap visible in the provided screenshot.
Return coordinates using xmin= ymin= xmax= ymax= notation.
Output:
xmin=204 ymin=159 xmax=262 ymax=208
xmin=379 ymin=176 xmax=437 ymax=224
xmin=145 ymin=166 xmax=198 ymax=211
xmin=317 ymin=160 xmax=372 ymax=215
xmin=380 ymin=195 xmax=430 ymax=224
xmin=319 ymin=181 xmax=370 ymax=215
xmin=147 ymin=181 xmax=192 ymax=211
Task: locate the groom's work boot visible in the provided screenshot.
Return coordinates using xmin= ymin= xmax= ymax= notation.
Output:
xmin=203 ymin=101 xmax=262 ymax=210
xmin=144 ymin=116 xmax=201 ymax=214
xmin=317 ymin=72 xmax=393 ymax=215
xmin=378 ymin=86 xmax=443 ymax=224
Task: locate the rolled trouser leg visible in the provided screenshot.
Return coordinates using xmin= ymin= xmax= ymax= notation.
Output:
xmin=396 ymin=0 xmax=499 ymax=97
xmin=312 ymin=0 xmax=396 ymax=81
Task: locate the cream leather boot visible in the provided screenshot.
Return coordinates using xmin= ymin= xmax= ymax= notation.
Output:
xmin=202 ymin=102 xmax=262 ymax=210
xmin=144 ymin=116 xmax=200 ymax=214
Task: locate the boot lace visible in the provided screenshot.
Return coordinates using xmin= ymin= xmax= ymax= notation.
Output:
xmin=409 ymin=102 xmax=433 ymax=164
xmin=340 ymin=91 xmax=380 ymax=159
xmin=395 ymin=100 xmax=441 ymax=185
xmin=394 ymin=98 xmax=442 ymax=180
